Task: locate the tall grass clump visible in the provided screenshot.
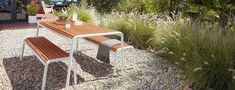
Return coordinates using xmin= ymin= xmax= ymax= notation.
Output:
xmin=104 ymin=12 xmax=157 ymax=49
xmin=67 ymin=0 xmax=97 ymax=24
xmin=76 ymin=8 xmax=97 ymax=24
xmin=77 ymin=0 xmax=97 ymax=23
xmin=156 ymin=20 xmax=235 ymax=89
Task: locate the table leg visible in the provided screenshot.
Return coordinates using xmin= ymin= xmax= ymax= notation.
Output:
xmin=36 ymin=24 xmax=40 ymax=37
xmin=75 ymin=38 xmax=80 ymax=51
xmin=65 ymin=39 xmax=75 ymax=89
xmin=121 ymin=33 xmax=124 ymax=64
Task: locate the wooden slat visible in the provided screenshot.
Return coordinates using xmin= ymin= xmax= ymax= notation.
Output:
xmin=85 ymin=36 xmax=129 ymax=51
xmin=40 ymin=21 xmax=116 ymax=38
xmin=39 ymin=20 xmax=131 ymax=51
xmin=25 ymin=37 xmax=69 ymax=62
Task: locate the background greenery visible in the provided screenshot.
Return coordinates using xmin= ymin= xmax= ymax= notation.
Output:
xmin=49 ymin=0 xmax=235 ymax=89
xmin=104 ymin=12 xmax=156 ymax=49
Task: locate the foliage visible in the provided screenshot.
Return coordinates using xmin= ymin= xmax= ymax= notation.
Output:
xmin=104 ymin=12 xmax=156 ymax=49
xmin=66 ymin=1 xmax=97 ymax=23
xmin=91 ymin=0 xmax=121 ymax=13
xmin=26 ymin=4 xmax=39 ymax=16
xmin=77 ymin=0 xmax=97 ymax=23
xmin=43 ymin=0 xmax=49 ymax=4
xmin=182 ymin=0 xmax=235 ymax=31
xmin=76 ymin=8 xmax=97 ymax=23
xmin=153 ymin=0 xmax=186 ymax=16
xmin=156 ymin=19 xmax=235 ymax=89
xmin=53 ymin=8 xmax=70 ymax=22
xmin=118 ymin=0 xmax=155 ymax=13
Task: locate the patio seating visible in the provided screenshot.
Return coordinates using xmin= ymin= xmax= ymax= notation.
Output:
xmin=86 ymin=36 xmax=133 ymax=52
xmin=36 ymin=1 xmax=55 ymax=20
xmin=38 ymin=21 xmax=135 ymax=76
xmin=20 ymin=37 xmax=77 ymax=90
xmin=85 ymin=36 xmax=135 ymax=75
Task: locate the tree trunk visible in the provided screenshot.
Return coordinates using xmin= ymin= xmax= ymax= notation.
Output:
xmin=219 ymin=11 xmax=228 ymax=34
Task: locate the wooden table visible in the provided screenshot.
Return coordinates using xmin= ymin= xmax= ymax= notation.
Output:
xmin=37 ymin=20 xmax=125 ymax=89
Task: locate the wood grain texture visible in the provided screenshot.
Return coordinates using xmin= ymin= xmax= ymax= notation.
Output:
xmin=25 ymin=37 xmax=69 ymax=62
xmin=40 ymin=20 xmax=130 ymax=51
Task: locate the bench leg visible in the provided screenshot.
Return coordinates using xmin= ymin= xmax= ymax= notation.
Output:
xmin=41 ymin=63 xmax=49 ymax=90
xmin=73 ymin=58 xmax=77 ymax=85
xmin=36 ymin=24 xmax=40 ymax=37
xmin=113 ymin=53 xmax=117 ymax=76
xmin=20 ymin=42 xmax=25 ymax=61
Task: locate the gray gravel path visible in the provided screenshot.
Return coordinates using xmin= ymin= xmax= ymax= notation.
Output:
xmin=0 ymin=28 xmax=184 ymax=90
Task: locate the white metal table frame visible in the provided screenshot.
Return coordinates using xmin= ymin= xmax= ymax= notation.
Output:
xmin=36 ymin=22 xmax=125 ymax=89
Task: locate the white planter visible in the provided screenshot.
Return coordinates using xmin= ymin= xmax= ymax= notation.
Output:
xmin=28 ymin=16 xmax=37 ymax=23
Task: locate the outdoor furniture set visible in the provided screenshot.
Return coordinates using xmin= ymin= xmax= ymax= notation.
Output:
xmin=19 ymin=3 xmax=135 ymax=90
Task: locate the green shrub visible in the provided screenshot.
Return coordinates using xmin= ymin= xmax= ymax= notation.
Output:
xmin=26 ymin=4 xmax=39 ymax=16
xmin=66 ymin=3 xmax=97 ymax=24
xmin=104 ymin=12 xmax=156 ymax=49
xmin=44 ymin=0 xmax=49 ymax=4
xmin=92 ymin=0 xmax=121 ymax=13
xmin=53 ymin=8 xmax=69 ymax=22
xmin=156 ymin=20 xmax=235 ymax=89
xmin=118 ymin=0 xmax=155 ymax=13
xmin=77 ymin=8 xmax=97 ymax=23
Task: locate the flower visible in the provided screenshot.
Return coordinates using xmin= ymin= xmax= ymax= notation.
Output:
xmin=228 ymin=69 xmax=235 ymax=72
xmin=162 ymin=47 xmax=169 ymax=51
xmin=180 ymin=57 xmax=186 ymax=61
xmin=211 ymin=54 xmax=214 ymax=58
xmin=169 ymin=51 xmax=174 ymax=55
xmin=233 ymin=76 xmax=235 ymax=79
xmin=193 ymin=67 xmax=202 ymax=72
xmin=204 ymin=61 xmax=209 ymax=65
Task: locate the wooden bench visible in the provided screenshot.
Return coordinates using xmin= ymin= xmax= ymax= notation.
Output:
xmin=20 ymin=37 xmax=77 ymax=90
xmin=84 ymin=36 xmax=135 ymax=70
xmin=85 ymin=36 xmax=131 ymax=52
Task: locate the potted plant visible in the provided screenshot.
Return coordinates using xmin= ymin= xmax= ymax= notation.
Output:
xmin=26 ymin=3 xmax=39 ymax=23
xmin=53 ymin=8 xmax=70 ymax=25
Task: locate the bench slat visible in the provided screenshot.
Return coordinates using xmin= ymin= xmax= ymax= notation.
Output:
xmin=85 ymin=36 xmax=129 ymax=51
xmin=25 ymin=37 xmax=69 ymax=62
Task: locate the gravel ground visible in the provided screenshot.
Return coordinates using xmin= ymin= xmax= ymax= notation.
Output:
xmin=0 ymin=28 xmax=184 ymax=90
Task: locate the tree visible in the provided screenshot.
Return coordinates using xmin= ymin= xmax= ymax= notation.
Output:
xmin=153 ymin=0 xmax=186 ymax=18
xmin=91 ymin=0 xmax=121 ymax=13
xmin=184 ymin=0 xmax=235 ymax=32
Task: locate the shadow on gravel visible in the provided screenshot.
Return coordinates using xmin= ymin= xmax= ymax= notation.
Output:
xmin=74 ymin=52 xmax=113 ymax=78
xmin=3 ymin=56 xmax=84 ymax=90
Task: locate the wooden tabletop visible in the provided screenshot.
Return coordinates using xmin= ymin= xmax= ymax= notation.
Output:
xmin=40 ymin=20 xmax=118 ymax=39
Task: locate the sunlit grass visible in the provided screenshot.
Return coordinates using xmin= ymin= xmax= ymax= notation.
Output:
xmin=103 ymin=12 xmax=156 ymax=49
xmin=156 ymin=20 xmax=235 ymax=89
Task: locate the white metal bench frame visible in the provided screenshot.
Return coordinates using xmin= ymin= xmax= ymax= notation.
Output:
xmin=20 ymin=38 xmax=78 ymax=90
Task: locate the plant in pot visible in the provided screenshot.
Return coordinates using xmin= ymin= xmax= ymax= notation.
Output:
xmin=26 ymin=4 xmax=39 ymax=23
xmin=53 ymin=8 xmax=70 ymax=25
